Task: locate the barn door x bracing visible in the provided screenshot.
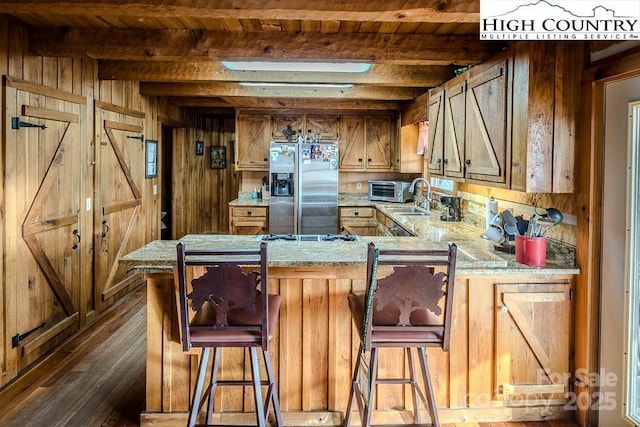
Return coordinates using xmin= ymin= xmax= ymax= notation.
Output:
xmin=3 ymin=77 xmax=86 ymax=380
xmin=94 ymin=103 xmax=146 ymax=310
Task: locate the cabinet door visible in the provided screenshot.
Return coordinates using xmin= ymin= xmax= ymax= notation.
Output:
xmin=397 ymin=123 xmax=422 ymax=173
xmin=231 ymin=218 xmax=267 ymax=235
xmin=306 ymin=115 xmax=339 ymax=141
xmin=465 ymin=59 xmax=509 ymax=184
xmin=236 ymin=115 xmax=271 ymax=170
xmin=427 ymin=89 xmax=445 ymax=175
xmin=339 ymin=116 xmax=366 ymax=170
xmin=272 ymin=114 xmax=304 ymax=142
xmin=340 ymin=219 xmax=377 ymax=236
xmin=443 ymin=81 xmax=465 ymax=178
xmin=495 ymin=283 xmax=571 ymax=402
xmin=365 ymin=116 xmax=392 ymax=169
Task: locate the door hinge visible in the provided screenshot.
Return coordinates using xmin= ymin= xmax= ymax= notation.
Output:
xmin=12 ymin=322 xmax=45 ymax=348
xmin=11 ymin=117 xmax=46 ymax=130
xmin=126 ymin=134 xmax=144 ymax=142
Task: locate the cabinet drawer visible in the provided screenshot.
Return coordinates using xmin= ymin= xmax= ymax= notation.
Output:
xmin=231 ymin=207 xmax=267 ymax=217
xmin=340 ymin=207 xmax=374 ymax=218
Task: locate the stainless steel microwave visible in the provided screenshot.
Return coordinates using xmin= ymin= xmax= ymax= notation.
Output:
xmin=368 ymin=180 xmax=413 ymax=203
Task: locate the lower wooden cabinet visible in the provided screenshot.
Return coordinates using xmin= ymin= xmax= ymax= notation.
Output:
xmin=339 ymin=207 xmax=377 ymax=236
xmin=494 ymin=282 xmax=571 ymax=401
xmin=229 ymin=206 xmax=268 ymax=235
xmin=467 ymin=276 xmax=573 ymax=408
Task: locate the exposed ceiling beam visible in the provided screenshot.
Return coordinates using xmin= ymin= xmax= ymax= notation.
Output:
xmin=170 ymin=96 xmax=403 ymax=111
xmin=0 ymin=0 xmax=479 ymax=23
xmin=98 ymin=60 xmax=456 ymax=87
xmin=30 ymin=28 xmax=499 ymax=65
xmin=140 ymin=82 xmax=426 ymax=100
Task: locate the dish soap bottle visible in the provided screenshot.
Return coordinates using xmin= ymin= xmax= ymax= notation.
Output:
xmin=252 ymin=187 xmax=259 ymax=199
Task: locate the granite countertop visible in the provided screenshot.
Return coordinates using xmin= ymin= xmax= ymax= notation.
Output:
xmin=225 ymin=193 xmax=578 ymax=274
xmin=122 ymin=232 xmax=579 ymax=277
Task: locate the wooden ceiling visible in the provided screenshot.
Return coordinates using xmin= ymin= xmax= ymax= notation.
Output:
xmin=0 ymin=1 xmax=507 ymax=111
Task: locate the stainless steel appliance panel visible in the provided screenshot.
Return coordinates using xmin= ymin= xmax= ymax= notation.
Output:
xmin=269 ymin=143 xmax=296 ymax=234
xmin=298 ymin=143 xmax=339 ymax=235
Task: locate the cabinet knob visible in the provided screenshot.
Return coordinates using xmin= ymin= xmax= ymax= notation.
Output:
xmin=499 ymin=305 xmax=508 ymax=313
xmin=358 ymin=158 xmax=363 ymax=162
xmin=354 ymin=211 xmax=359 ymax=216
xmin=367 ymin=158 xmax=372 ymax=162
xmin=437 ymin=159 xmax=442 ymax=164
xmin=443 ymin=158 xmax=448 ymax=164
xmin=466 ymin=159 xmax=472 ymax=166
xmin=247 ymin=211 xmax=252 ymax=215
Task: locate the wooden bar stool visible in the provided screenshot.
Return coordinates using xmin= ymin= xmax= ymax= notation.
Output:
xmin=176 ymin=242 xmax=283 ymax=427
xmin=343 ymin=242 xmax=457 ymax=427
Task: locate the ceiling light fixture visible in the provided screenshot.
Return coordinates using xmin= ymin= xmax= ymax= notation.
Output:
xmin=239 ymin=82 xmax=354 ymax=89
xmin=222 ymin=61 xmax=371 ymax=73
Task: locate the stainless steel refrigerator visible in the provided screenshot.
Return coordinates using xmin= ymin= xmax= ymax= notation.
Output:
xmin=268 ymin=141 xmax=339 ymax=235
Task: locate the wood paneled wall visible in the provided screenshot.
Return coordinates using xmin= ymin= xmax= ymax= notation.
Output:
xmin=173 ymin=114 xmax=237 ymax=238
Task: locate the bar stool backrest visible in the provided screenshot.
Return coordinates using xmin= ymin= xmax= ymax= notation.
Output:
xmin=362 ymin=242 xmax=457 ymax=351
xmin=176 ymin=242 xmax=270 ymax=351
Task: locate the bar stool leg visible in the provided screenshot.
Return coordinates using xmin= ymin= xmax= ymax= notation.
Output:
xmin=362 ymin=348 xmax=379 ymax=427
xmin=417 ymin=347 xmax=440 ymax=427
xmin=343 ymin=344 xmax=363 ymax=427
xmin=262 ymin=349 xmax=284 ymax=426
xmin=406 ymin=347 xmax=422 ymax=424
xmin=189 ymin=347 xmax=212 ymax=427
xmin=205 ymin=347 xmax=222 ymax=425
xmin=249 ymin=347 xmax=267 ymax=427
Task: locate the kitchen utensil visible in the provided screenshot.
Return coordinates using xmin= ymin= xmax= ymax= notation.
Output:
xmin=538 ymin=216 xmax=557 ymax=236
xmin=501 ymin=209 xmax=519 ymax=235
xmin=515 ymin=215 xmax=529 ymax=236
xmin=544 ymin=207 xmax=564 ymax=225
xmin=527 ymin=214 xmax=544 ymax=237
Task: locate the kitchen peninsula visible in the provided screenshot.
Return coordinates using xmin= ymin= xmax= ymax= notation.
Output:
xmin=122 ymin=207 xmax=578 ymax=426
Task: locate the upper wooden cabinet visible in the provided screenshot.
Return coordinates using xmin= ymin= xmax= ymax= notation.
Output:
xmin=340 ymin=114 xmax=395 ymax=171
xmin=272 ymin=114 xmax=339 ymax=142
xmin=510 ymin=42 xmax=580 ymax=193
xmin=443 ymin=76 xmax=466 ymax=179
xmin=464 ymin=57 xmax=510 ymax=185
xmin=339 ymin=116 xmax=366 ymax=169
xmin=306 ymin=115 xmax=339 ymax=141
xmin=426 ymin=42 xmax=580 ymax=192
xmin=236 ymin=111 xmax=399 ymax=172
xmin=236 ymin=114 xmax=271 ymax=170
xmin=427 ymin=88 xmax=445 ymax=175
xmin=393 ymin=121 xmax=423 ymax=173
xmin=428 ymin=61 xmax=505 ymax=184
xmin=272 ymin=114 xmax=303 ymax=141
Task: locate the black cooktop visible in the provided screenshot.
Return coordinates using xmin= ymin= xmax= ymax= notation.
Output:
xmin=257 ymin=234 xmax=361 ymax=242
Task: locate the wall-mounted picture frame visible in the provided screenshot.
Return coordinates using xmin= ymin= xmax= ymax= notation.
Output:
xmin=210 ymin=146 xmax=227 ymax=169
xmin=195 ymin=140 xmax=204 ymax=156
xmin=145 ymin=139 xmax=158 ymax=178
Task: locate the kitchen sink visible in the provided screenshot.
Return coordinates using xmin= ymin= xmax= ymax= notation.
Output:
xmin=385 ymin=206 xmax=430 ymax=216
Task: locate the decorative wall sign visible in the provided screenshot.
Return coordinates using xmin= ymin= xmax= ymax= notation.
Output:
xmin=210 ymin=146 xmax=227 ymax=169
xmin=196 ymin=140 xmax=204 ymax=156
xmin=145 ymin=139 xmax=158 ymax=178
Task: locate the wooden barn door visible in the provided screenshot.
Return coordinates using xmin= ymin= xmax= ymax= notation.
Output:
xmin=494 ymin=283 xmax=571 ymax=402
xmin=94 ymin=102 xmax=146 ymax=310
xmin=3 ymin=77 xmax=86 ymax=379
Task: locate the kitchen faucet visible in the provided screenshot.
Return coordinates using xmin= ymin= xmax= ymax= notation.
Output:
xmin=409 ymin=177 xmax=432 ymax=211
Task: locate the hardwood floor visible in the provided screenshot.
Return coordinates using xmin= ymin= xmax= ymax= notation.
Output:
xmin=0 ymin=285 xmax=146 ymax=427
xmin=0 ymin=284 xmax=577 ymax=427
